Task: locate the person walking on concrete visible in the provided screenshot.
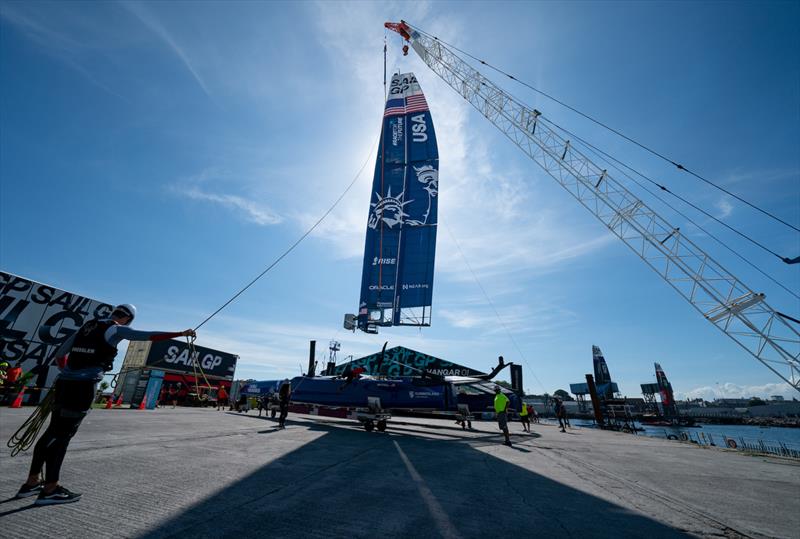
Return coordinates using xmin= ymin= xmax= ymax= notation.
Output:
xmin=217 ymin=385 xmax=228 ymax=411
xmin=530 ymin=404 xmax=539 ymax=424
xmin=519 ymin=400 xmax=531 ymax=433
xmin=494 ymin=386 xmax=512 ymax=446
xmin=15 ymin=304 xmax=195 ymax=506
xmin=277 ymin=378 xmax=291 ymax=429
xmin=555 ymin=398 xmax=568 ymax=433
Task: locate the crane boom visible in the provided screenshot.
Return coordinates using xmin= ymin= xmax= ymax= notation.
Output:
xmin=386 ymin=21 xmax=800 ymax=392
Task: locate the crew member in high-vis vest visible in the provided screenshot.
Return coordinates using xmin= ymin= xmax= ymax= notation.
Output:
xmin=494 ymin=385 xmax=512 ymax=446
xmin=15 ymin=304 xmax=196 ymax=506
xmin=519 ymin=398 xmax=530 ymax=433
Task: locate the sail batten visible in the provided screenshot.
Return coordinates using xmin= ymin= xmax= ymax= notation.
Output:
xmin=357 ymin=73 xmax=439 ymax=333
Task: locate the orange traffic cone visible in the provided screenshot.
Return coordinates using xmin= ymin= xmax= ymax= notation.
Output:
xmin=138 ymin=398 xmax=146 ymax=410
xmin=10 ymin=387 xmax=26 ymax=408
xmin=105 ymin=397 xmax=114 ymax=409
xmin=115 ymin=394 xmax=123 ymax=407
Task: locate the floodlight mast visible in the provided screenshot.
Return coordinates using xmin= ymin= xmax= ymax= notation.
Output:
xmin=386 ymin=21 xmax=800 ymax=391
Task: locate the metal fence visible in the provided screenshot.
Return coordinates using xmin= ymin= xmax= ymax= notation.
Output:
xmin=662 ymin=429 xmax=800 ymax=459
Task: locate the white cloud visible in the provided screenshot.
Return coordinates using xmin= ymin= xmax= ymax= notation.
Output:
xmin=714 ymin=197 xmax=733 ymax=219
xmin=677 ymin=382 xmax=796 ymax=401
xmin=179 ymin=313 xmax=488 ymax=379
xmin=438 ymin=300 xmax=578 ymax=337
xmin=183 ymin=187 xmax=282 ymax=226
xmin=120 ymin=1 xmax=211 ymax=96
xmin=301 ymin=5 xmax=614 ymax=283
xmin=169 ymin=168 xmax=283 ymax=226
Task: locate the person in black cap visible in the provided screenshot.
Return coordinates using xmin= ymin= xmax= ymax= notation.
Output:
xmin=15 ymin=304 xmax=195 ymax=505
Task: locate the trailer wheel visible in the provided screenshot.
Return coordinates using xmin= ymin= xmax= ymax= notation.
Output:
xmin=364 ymin=420 xmax=375 ymax=432
xmin=376 ymin=420 xmax=387 ymax=432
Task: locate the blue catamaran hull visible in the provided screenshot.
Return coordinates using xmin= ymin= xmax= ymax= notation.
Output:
xmin=289 ymin=375 xmax=455 ymax=410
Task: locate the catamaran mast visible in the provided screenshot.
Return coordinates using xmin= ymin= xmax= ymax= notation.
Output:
xmin=385 ymin=21 xmax=800 ymax=392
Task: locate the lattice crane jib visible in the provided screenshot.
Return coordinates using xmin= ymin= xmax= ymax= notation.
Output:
xmin=385 ymin=21 xmax=800 ymax=391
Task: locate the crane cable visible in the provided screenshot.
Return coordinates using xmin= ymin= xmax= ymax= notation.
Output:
xmin=406 ymin=44 xmax=799 ymax=276
xmin=540 ymin=114 xmax=796 ymax=266
xmin=404 ymin=22 xmax=800 ymax=241
xmin=402 ymin=22 xmax=798 ymax=268
xmin=542 ymin=117 xmax=800 ymax=301
xmin=443 ymin=223 xmax=548 ymax=395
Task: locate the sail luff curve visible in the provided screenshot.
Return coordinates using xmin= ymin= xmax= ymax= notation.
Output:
xmin=358 ymin=72 xmax=439 ymax=332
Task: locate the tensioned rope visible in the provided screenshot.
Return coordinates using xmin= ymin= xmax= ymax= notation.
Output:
xmin=193 ymin=134 xmax=379 ymax=332
xmin=443 ymin=223 xmax=548 ymax=395
xmin=405 ymin=22 xmax=800 ymax=238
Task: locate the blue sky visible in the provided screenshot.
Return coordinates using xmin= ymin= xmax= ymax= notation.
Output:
xmin=1 ymin=1 xmax=798 ymax=400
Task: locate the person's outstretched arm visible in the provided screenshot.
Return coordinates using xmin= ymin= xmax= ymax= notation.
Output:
xmin=105 ymin=326 xmax=195 ymax=346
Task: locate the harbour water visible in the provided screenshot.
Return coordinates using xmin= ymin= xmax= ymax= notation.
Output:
xmin=562 ymin=419 xmax=800 ymax=453
xmin=639 ymin=422 xmax=800 ymax=448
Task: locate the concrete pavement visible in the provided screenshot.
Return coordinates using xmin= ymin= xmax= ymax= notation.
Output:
xmin=0 ymin=407 xmax=797 ymax=538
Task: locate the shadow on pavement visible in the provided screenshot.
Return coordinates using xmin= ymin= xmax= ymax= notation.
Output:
xmin=137 ymin=417 xmax=688 ymax=539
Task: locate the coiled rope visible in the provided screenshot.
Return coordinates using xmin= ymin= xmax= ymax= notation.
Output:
xmin=7 ymin=390 xmax=55 ymax=457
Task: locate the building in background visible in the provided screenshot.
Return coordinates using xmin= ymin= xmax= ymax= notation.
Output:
xmin=330 ymin=346 xmax=488 ymax=378
xmin=117 ymin=339 xmax=237 ymax=408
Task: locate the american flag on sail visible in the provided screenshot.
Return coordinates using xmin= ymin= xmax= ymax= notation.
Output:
xmin=383 ymin=94 xmax=430 ymax=118
xmin=384 ymin=98 xmax=405 ymax=118
xmin=405 ymin=94 xmax=429 ymax=114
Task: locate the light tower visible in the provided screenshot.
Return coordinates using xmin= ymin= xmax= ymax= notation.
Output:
xmin=325 ymin=340 xmax=341 ymax=375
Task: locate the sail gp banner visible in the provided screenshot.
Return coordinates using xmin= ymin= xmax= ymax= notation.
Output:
xmin=145 ymin=339 xmax=237 ymax=380
xmin=0 ymin=271 xmax=113 ymax=377
xmin=358 ymin=72 xmax=439 ymax=329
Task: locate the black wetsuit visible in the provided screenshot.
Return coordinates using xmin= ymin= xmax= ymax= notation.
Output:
xmin=29 ymin=320 xmax=116 ymax=484
xmin=29 ymin=319 xmax=184 ymax=484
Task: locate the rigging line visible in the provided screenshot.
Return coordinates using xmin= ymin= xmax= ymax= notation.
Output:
xmin=443 ymin=222 xmax=547 ymax=394
xmin=384 ymin=33 xmax=388 ymax=100
xmin=194 ymin=134 xmax=379 ymax=332
xmin=424 ymin=49 xmax=800 ymax=264
xmin=534 ymin=113 xmax=795 ymax=264
xmin=397 ymin=41 xmax=797 ymax=295
xmin=405 ymin=22 xmax=800 ymax=234
xmin=546 ymin=119 xmax=800 ymax=301
xmin=403 ymin=47 xmax=797 ymax=293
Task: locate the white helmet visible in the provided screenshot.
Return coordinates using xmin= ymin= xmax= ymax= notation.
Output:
xmin=112 ymin=303 xmax=137 ymax=324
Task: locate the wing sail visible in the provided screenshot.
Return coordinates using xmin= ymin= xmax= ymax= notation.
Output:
xmin=357 ymin=73 xmax=439 ymax=333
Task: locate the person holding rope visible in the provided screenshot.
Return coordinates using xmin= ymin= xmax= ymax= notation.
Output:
xmin=14 ymin=303 xmax=195 ymax=505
